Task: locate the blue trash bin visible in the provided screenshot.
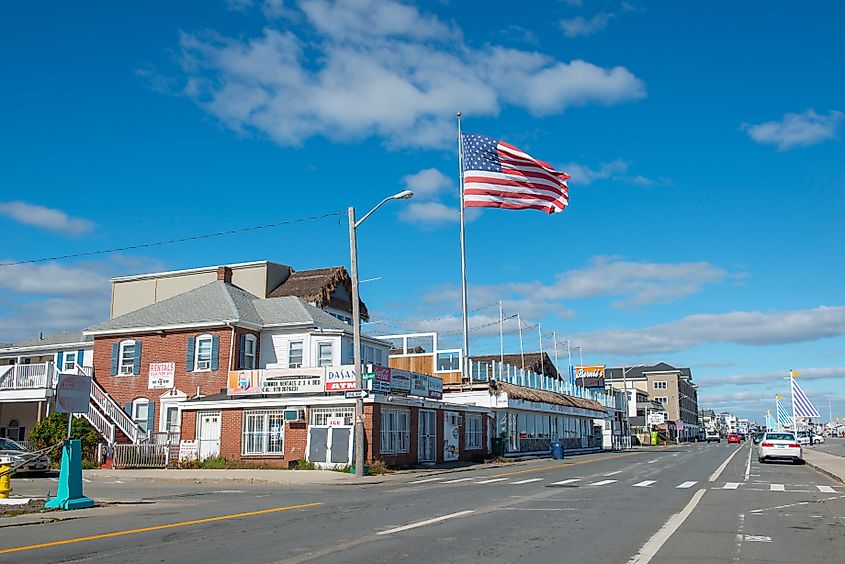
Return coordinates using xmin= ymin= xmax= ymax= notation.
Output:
xmin=550 ymin=441 xmax=564 ymax=460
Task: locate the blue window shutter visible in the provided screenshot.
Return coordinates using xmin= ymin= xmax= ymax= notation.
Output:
xmin=124 ymin=402 xmax=132 ymax=416
xmin=77 ymin=349 xmax=85 ymax=368
xmin=146 ymin=401 xmax=156 ymax=433
xmin=211 ymin=335 xmax=220 ymax=371
xmin=238 ymin=334 xmax=246 ymax=369
xmin=186 ymin=337 xmax=195 ymax=372
xmin=111 ymin=344 xmax=119 ymax=376
xmin=133 ymin=341 xmax=142 ymax=375
xmin=56 ymin=351 xmax=64 ymax=370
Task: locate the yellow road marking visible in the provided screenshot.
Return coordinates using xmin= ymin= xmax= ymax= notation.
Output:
xmin=0 ymin=502 xmax=323 ymax=555
xmin=492 ymin=445 xmax=671 ymax=478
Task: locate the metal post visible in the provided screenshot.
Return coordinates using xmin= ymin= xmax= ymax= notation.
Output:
xmin=498 ymin=301 xmax=504 ymax=380
xmin=622 ymin=366 xmax=630 ymax=449
xmin=349 ymin=206 xmax=365 ymax=478
xmin=457 ymin=112 xmax=470 ymax=384
xmin=538 ymin=323 xmax=544 ymax=383
xmin=517 ymin=313 xmax=525 ymax=370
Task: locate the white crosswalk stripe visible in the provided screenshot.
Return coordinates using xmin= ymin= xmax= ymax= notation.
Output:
xmin=550 ymin=478 xmax=581 ymax=485
xmin=770 ymin=483 xmax=785 ymax=492
xmin=475 ymin=478 xmax=508 ymax=484
xmin=512 ymin=478 xmax=544 ymax=485
xmin=816 ymin=485 xmax=836 ymax=493
xmin=591 ymin=479 xmax=618 ymax=486
xmin=723 ymin=482 xmax=741 ymax=489
xmin=677 ymin=481 xmax=697 ymax=489
xmin=632 ymin=480 xmax=656 ymax=488
xmin=603 ymin=470 xmax=623 ymax=476
xmin=442 ymin=477 xmax=474 ymax=484
xmin=408 ymin=477 xmax=444 ymax=484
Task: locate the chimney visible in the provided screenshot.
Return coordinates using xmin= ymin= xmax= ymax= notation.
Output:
xmin=217 ymin=266 xmax=233 ymax=283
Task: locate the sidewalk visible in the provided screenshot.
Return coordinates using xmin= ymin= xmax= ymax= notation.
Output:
xmin=803 ymin=448 xmax=845 ymax=484
xmin=84 ymin=468 xmax=388 ymax=485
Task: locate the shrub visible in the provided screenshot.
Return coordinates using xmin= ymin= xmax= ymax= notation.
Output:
xmin=29 ymin=413 xmax=101 ymax=464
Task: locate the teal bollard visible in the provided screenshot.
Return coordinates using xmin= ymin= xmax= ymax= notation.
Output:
xmin=44 ymin=440 xmax=94 ymax=510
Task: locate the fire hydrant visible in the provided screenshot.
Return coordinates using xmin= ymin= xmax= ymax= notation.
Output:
xmin=0 ymin=458 xmax=11 ymax=499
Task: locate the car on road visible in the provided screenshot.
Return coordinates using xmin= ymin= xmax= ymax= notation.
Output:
xmin=796 ymin=431 xmax=825 ymax=446
xmin=752 ymin=432 xmax=764 ymax=444
xmin=704 ymin=429 xmax=720 ymax=443
xmin=758 ymin=431 xmax=803 ymax=464
xmin=727 ymin=433 xmax=741 ymax=443
xmin=0 ymin=437 xmax=50 ymax=474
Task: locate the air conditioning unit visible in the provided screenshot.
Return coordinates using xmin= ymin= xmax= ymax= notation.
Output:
xmin=284 ymin=409 xmax=305 ymax=422
xmin=450 ymin=414 xmax=463 ymax=427
xmin=197 ymin=360 xmax=211 ymax=370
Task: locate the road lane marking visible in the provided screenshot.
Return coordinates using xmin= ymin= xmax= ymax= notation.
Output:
xmin=604 ymin=471 xmax=623 ymax=476
xmin=708 ymin=441 xmax=747 ymax=482
xmin=0 ymin=502 xmax=324 ymax=555
xmin=503 ymin=507 xmax=576 ymax=511
xmin=408 ymin=477 xmax=444 ymax=484
xmin=648 ymin=460 xmax=659 ymax=464
xmin=633 ymin=480 xmax=656 ymax=488
xmin=377 ymin=510 xmax=474 ymax=536
xmin=441 ymin=477 xmax=473 ymax=484
xmin=475 ymin=478 xmax=508 ymax=484
xmin=591 ymin=479 xmax=618 ymax=486
xmin=550 ymin=478 xmax=581 ymax=485
xmin=492 ymin=450 xmax=644 ymax=478
xmin=744 ymin=535 xmax=772 ymax=543
xmin=629 ymin=488 xmax=707 ymax=564
xmin=744 ymin=445 xmax=752 ymax=481
xmin=677 ymin=481 xmax=697 ymax=489
xmin=723 ymin=482 xmax=741 ymax=490
xmin=751 ymin=501 xmax=809 ymax=513
xmin=511 ymin=478 xmax=544 ymax=485
xmin=770 ymin=484 xmax=785 ymax=491
xmin=816 ymin=485 xmax=836 ymax=493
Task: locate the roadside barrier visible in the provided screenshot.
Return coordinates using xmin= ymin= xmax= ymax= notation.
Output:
xmin=113 ymin=443 xmax=170 ymax=469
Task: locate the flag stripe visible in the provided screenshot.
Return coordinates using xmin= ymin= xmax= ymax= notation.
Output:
xmin=464 ymin=194 xmax=566 ymax=210
xmin=791 ymin=379 xmax=820 ymax=417
xmin=464 ymin=176 xmax=570 ymax=198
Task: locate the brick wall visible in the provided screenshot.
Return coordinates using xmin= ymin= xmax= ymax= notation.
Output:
xmin=93 ymin=326 xmax=260 ymax=422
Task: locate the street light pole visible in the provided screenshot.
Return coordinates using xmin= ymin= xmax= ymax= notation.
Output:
xmin=349 ymin=190 xmax=413 ymax=478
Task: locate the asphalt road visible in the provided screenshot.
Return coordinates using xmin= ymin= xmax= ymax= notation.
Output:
xmin=2 ymin=441 xmax=843 ymax=563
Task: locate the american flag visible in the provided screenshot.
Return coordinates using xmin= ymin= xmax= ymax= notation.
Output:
xmin=461 ymin=133 xmax=570 ymax=214
xmin=791 ymin=377 xmax=820 ymax=418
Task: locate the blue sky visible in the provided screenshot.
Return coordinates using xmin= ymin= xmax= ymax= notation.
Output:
xmin=2 ymin=1 xmax=844 ymax=421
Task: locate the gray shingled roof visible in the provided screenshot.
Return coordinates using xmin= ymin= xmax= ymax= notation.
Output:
xmin=605 ymin=362 xmax=692 ymax=381
xmin=3 ymin=331 xmax=91 ymax=349
xmin=85 ymin=281 xmax=353 ymax=334
xmin=86 ymin=282 xmax=264 ymax=333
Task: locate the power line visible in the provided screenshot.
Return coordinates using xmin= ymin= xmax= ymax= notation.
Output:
xmin=0 ymin=211 xmax=344 ymax=267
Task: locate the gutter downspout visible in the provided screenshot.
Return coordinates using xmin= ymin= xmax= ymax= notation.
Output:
xmin=226 ymin=322 xmax=236 ymax=372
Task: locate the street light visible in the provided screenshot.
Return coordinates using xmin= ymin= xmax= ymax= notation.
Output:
xmin=349 ymin=189 xmax=414 ymax=478
xmin=620 ymin=364 xmax=644 ymax=450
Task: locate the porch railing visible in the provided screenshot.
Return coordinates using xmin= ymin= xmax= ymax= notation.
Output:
xmin=89 ymin=378 xmax=146 ymax=444
xmin=0 ymin=363 xmax=56 ymax=390
xmin=113 ymin=443 xmax=170 ymax=468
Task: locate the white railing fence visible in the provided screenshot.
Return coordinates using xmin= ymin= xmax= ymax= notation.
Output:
xmin=82 ymin=404 xmax=116 ymax=445
xmin=0 ymin=362 xmax=55 ymax=390
xmin=113 ymin=443 xmax=170 ymax=468
xmin=89 ymin=378 xmax=146 ymax=444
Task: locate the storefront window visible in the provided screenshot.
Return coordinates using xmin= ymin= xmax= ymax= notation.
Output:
xmin=242 ymin=410 xmax=285 ymax=456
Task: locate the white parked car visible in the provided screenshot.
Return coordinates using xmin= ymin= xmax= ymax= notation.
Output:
xmin=796 ymin=431 xmax=825 ymax=445
xmin=758 ymin=432 xmax=803 ymax=464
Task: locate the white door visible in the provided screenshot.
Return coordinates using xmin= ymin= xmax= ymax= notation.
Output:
xmin=443 ymin=411 xmax=460 ymax=461
xmin=197 ymin=411 xmax=221 ymax=459
xmin=419 ymin=410 xmax=436 ymax=463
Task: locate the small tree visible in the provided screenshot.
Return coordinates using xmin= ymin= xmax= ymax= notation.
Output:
xmin=29 ymin=413 xmax=101 ymax=464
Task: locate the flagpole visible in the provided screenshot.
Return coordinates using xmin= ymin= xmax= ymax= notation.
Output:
xmin=790 ymin=370 xmax=797 ymax=432
xmin=517 ymin=312 xmax=525 ymax=370
xmin=457 ymin=112 xmax=470 ymax=385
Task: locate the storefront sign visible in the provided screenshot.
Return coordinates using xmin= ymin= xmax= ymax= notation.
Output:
xmin=368 ymin=364 xmax=391 ymax=394
xmin=327 ymin=417 xmax=346 ymax=427
xmin=326 ymin=365 xmax=358 ymax=392
xmin=410 ymin=373 xmax=429 ymax=397
xmin=148 ymin=362 xmax=175 ymax=389
xmin=227 ymin=370 xmax=262 ymax=396
xmin=178 ymin=440 xmax=198 ymax=461
xmin=427 ymin=375 xmax=443 ymax=400
xmin=389 ymin=368 xmax=411 ymax=393
xmin=55 ymin=373 xmax=92 ymax=414
xmin=262 ymin=368 xmax=324 ymax=394
xmin=648 ymin=412 xmax=665 ymax=426
xmin=574 ymin=365 xmax=606 ymax=380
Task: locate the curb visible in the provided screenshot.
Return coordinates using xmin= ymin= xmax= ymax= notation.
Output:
xmin=805 ymin=460 xmax=845 ymax=485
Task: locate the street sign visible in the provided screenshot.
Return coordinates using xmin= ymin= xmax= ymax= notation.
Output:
xmin=363 ymin=372 xmax=375 ymax=381
xmin=345 ymin=389 xmax=369 ymax=399
xmin=55 ymin=373 xmax=92 ymax=414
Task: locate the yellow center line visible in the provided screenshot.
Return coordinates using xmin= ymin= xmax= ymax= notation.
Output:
xmin=492 ymin=445 xmax=672 ymax=478
xmin=0 ymin=502 xmax=323 ymax=555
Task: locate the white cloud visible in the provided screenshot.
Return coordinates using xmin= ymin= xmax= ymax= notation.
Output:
xmin=697 ymin=366 xmax=845 ymax=387
xmin=576 ymin=306 xmax=845 ymax=355
xmin=0 ymin=261 xmax=107 ymax=297
xmin=562 ymin=159 xmax=628 ymax=185
xmin=0 ymin=201 xmax=95 ymax=236
xmin=560 ymin=11 xmax=614 ymax=37
xmin=0 ymin=298 xmax=109 ymax=343
xmin=402 ymin=168 xmax=453 ymax=200
xmin=172 ymin=0 xmax=646 ymax=148
xmin=399 ymin=202 xmax=458 ymax=224
xmin=741 ymin=109 xmax=843 ymax=151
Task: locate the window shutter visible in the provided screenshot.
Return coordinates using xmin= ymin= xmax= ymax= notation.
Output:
xmin=238 ymin=334 xmax=246 ymax=369
xmin=146 ymin=401 xmax=156 ymax=433
xmin=111 ymin=344 xmax=119 ymax=376
xmin=124 ymin=402 xmax=132 ymax=416
xmin=77 ymin=349 xmax=85 ymax=369
xmin=186 ymin=337 xmax=195 ymax=372
xmin=211 ymin=335 xmax=220 ymax=371
xmin=56 ymin=351 xmax=64 ymax=370
xmin=133 ymin=341 xmax=142 ymax=375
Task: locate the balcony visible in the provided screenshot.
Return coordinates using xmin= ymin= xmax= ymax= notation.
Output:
xmin=0 ymin=363 xmax=57 ymax=402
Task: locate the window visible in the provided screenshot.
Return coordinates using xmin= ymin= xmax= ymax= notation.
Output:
xmin=119 ymin=341 xmax=136 ymax=375
xmin=195 ymin=335 xmax=213 ymax=371
xmin=132 ymin=398 xmax=150 ymax=432
xmin=405 ymin=335 xmax=433 ymax=353
xmin=654 ymin=396 xmax=668 ymax=405
xmin=288 ymin=341 xmax=303 ymax=368
xmin=380 ymin=408 xmax=410 ymax=454
xmin=165 ymin=406 xmax=180 ymax=434
xmin=64 ymin=352 xmax=76 ymax=372
xmin=653 ymin=381 xmax=667 ymax=390
xmin=318 ymin=342 xmax=333 ymax=367
xmin=466 ymin=414 xmax=482 ymax=450
xmin=436 ymin=351 xmax=461 ymax=372
xmin=243 ymin=335 xmax=256 ymax=369
xmin=242 ymin=410 xmax=285 ymax=456
xmin=310 ymin=407 xmax=354 ymax=426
